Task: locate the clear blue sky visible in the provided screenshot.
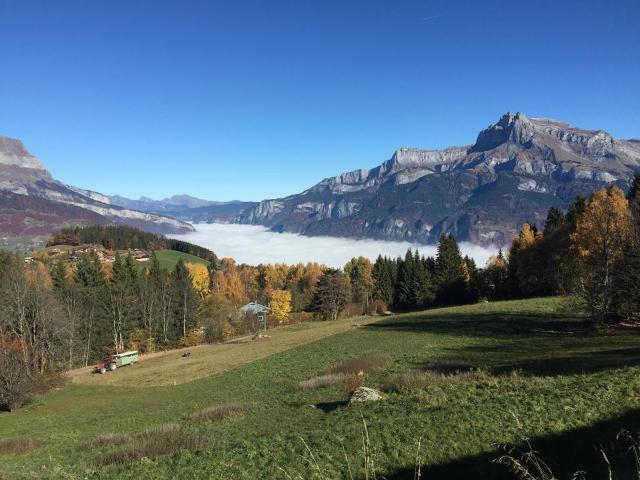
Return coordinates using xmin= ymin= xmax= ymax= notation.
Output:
xmin=1 ymin=0 xmax=639 ymax=201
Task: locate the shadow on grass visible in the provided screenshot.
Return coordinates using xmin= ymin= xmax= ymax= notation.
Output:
xmin=488 ymin=346 xmax=640 ymax=376
xmin=367 ymin=311 xmax=594 ymax=338
xmin=378 ymin=408 xmax=640 ymax=480
xmin=314 ymin=400 xmax=349 ymax=413
xmin=370 ymin=310 xmax=640 ymax=376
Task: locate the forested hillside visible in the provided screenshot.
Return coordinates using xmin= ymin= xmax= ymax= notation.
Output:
xmin=47 ymin=225 xmax=217 ymax=263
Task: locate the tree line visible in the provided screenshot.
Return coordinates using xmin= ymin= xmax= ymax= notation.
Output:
xmin=483 ymin=175 xmax=640 ymax=324
xmin=0 ymin=251 xmax=199 ymax=410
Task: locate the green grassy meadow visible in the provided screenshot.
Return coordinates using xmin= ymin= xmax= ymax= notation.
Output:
xmin=154 ymin=249 xmax=210 ymax=270
xmin=2 ymin=297 xmax=640 ymax=479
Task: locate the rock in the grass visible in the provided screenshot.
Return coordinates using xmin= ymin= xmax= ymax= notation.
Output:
xmin=349 ymin=387 xmax=383 ymax=403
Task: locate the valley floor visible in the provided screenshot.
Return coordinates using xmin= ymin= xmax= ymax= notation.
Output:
xmin=2 ymin=297 xmax=640 ymax=479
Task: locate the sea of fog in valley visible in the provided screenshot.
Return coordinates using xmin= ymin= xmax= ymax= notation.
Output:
xmin=169 ymin=223 xmax=498 ymax=268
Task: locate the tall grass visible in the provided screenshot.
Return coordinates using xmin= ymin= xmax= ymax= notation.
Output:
xmin=0 ymin=436 xmax=41 ymax=454
xmin=97 ymin=423 xmax=211 ymax=466
xmin=382 ymin=367 xmax=493 ymax=392
xmin=279 ymin=417 xmax=423 ymax=480
xmin=190 ymin=402 xmax=254 ymax=422
xmin=84 ymin=432 xmax=131 ymax=448
xmin=297 ymin=373 xmax=347 ymax=390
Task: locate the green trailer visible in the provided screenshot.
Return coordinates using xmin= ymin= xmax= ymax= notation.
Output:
xmin=114 ymin=351 xmax=139 ymax=368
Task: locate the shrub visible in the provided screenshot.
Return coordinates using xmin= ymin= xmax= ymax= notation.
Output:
xmin=325 ymin=354 xmax=391 ymax=375
xmin=372 ymin=299 xmax=388 ymax=315
xmin=190 ymin=403 xmax=254 ymax=422
xmin=179 ymin=327 xmax=205 ymax=348
xmin=127 ymin=328 xmax=156 ymax=353
xmin=343 ymin=372 xmax=364 ymax=394
xmin=297 ymin=373 xmax=347 ymax=390
xmin=98 ymin=423 xmax=211 ymax=466
xmin=222 ymin=321 xmax=238 ymax=340
xmin=0 ymin=437 xmax=41 ymax=454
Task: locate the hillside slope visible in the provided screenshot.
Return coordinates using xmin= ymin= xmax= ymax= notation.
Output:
xmin=0 ymin=136 xmax=194 ymax=237
xmin=235 ymin=113 xmax=640 ymax=245
xmin=2 ymin=298 xmax=640 ymax=479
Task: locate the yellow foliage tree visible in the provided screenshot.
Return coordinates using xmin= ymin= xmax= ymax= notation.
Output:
xmin=268 ymin=289 xmax=292 ymax=322
xmin=211 ymin=261 xmax=249 ymax=307
xmin=571 ymin=186 xmax=632 ymax=321
xmin=186 ymin=262 xmax=210 ymax=298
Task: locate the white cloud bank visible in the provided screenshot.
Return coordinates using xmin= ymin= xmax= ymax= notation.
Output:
xmin=169 ymin=223 xmax=498 ymax=268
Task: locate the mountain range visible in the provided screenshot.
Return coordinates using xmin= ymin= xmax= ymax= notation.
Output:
xmin=228 ymin=112 xmax=640 ymax=245
xmin=0 ymin=136 xmax=194 ymax=238
xmin=1 ymin=112 xmax=639 ymax=248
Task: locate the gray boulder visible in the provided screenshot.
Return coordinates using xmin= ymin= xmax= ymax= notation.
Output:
xmin=349 ymin=387 xmax=383 ymax=403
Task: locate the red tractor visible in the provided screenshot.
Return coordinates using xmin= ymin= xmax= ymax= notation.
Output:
xmin=93 ymin=355 xmax=116 ymax=374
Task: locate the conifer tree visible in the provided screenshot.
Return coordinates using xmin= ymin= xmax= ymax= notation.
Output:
xmin=172 ymin=260 xmax=199 ymax=338
xmin=312 ymin=268 xmax=349 ymax=321
xmin=435 ymin=235 xmax=466 ymax=306
xmin=372 ymin=255 xmax=397 ymax=308
xmin=74 ymin=252 xmax=106 ymax=365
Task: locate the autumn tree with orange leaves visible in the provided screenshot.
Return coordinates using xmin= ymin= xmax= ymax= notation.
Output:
xmin=571 ymin=186 xmax=633 ymax=322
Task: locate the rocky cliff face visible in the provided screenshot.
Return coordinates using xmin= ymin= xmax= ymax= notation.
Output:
xmin=236 ymin=113 xmax=640 ymax=245
xmin=0 ymin=136 xmax=195 ymax=236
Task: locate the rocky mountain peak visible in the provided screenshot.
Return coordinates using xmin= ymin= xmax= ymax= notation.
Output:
xmin=0 ymin=136 xmax=48 ymax=171
xmin=471 ymin=111 xmax=534 ymax=152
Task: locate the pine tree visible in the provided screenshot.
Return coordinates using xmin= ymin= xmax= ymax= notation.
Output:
xmin=74 ymin=252 xmax=106 ymax=365
xmin=611 ymin=247 xmax=640 ymax=321
xmin=627 ymin=172 xmax=640 ymax=243
xmin=172 ymin=260 xmax=199 ymax=339
xmin=435 ymin=235 xmax=467 ymax=306
xmin=395 ymin=250 xmax=415 ymax=310
xmin=372 ymin=255 xmax=396 ymax=308
xmin=543 ymin=207 xmax=566 ymax=236
xmin=312 ymin=268 xmax=349 ymax=321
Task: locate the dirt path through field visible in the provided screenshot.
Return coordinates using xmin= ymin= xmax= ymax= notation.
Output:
xmin=67 ymin=317 xmax=376 ymax=387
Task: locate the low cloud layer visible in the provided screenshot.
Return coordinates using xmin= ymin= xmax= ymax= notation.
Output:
xmin=169 ymin=223 xmax=498 ymax=268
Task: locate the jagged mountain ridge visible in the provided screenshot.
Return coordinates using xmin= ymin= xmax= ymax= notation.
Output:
xmin=235 ymin=113 xmax=640 ymax=245
xmin=0 ymin=136 xmax=195 ymax=236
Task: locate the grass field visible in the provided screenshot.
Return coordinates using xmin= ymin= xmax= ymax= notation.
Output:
xmin=67 ymin=316 xmax=372 ymax=387
xmin=154 ymin=249 xmax=210 ymax=270
xmin=2 ymin=297 xmax=640 ymax=479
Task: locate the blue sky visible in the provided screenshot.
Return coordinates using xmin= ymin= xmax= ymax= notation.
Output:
xmin=1 ymin=0 xmax=639 ymax=201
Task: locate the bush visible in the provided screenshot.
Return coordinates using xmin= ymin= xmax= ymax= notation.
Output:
xmin=343 ymin=372 xmax=364 ymax=394
xmin=179 ymin=327 xmax=205 ymax=348
xmin=342 ymin=302 xmax=365 ymax=318
xmin=190 ymin=403 xmax=254 ymax=422
xmin=325 ymin=354 xmax=391 ymax=375
xmin=222 ymin=321 xmax=238 ymax=340
xmin=127 ymin=328 xmax=156 ymax=353
xmin=371 ymin=299 xmax=388 ymax=315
